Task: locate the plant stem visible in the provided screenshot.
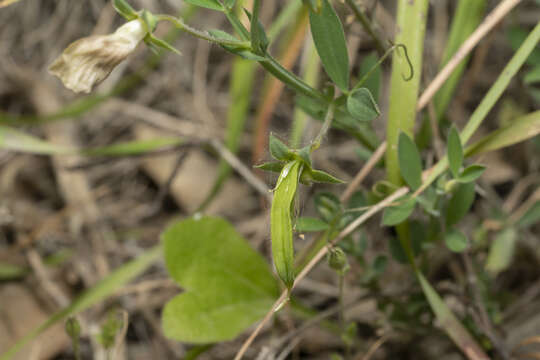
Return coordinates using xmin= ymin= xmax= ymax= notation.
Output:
xmin=385 ymin=0 xmax=429 ymax=186
xmin=312 ymin=101 xmax=335 ymax=150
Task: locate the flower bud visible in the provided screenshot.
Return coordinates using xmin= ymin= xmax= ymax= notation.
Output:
xmin=327 ymin=247 xmax=349 ymax=275
xmin=48 ymin=19 xmax=147 ymax=93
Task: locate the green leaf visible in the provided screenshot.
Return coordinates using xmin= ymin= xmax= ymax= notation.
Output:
xmin=295 ymin=217 xmax=330 ymax=232
xmin=1 ymin=246 xmax=161 ymax=360
xmin=271 ymin=161 xmax=302 ymax=289
xmin=302 ymin=169 xmax=345 ymax=185
xmin=444 ymin=228 xmax=468 ymax=252
xmin=465 ymin=111 xmax=540 ymax=157
xmin=140 ymin=9 xmax=158 ymax=32
xmin=254 ymin=161 xmax=284 ymax=173
xmin=517 ymin=201 xmax=540 ymax=228
xmin=269 ymin=134 xmax=293 ymax=161
xmin=485 ymin=227 xmax=517 ymax=275
xmin=359 ymin=52 xmax=381 ymax=102
xmin=309 ymin=0 xmax=349 ymax=91
xmin=346 ymin=88 xmax=380 ymax=123
xmin=246 ymin=7 xmax=269 ymax=54
xmin=162 ymin=217 xmax=278 ymax=343
xmin=382 ymin=197 xmax=416 ymax=226
xmin=183 ymin=0 xmax=223 ymax=11
xmin=446 ymin=182 xmax=475 ymax=227
xmin=524 ymin=65 xmax=540 ymax=84
xmin=457 ymin=164 xmax=485 ymax=183
xmin=112 ymin=0 xmax=138 ymax=20
xmin=398 ymin=132 xmax=423 ymax=190
xmin=146 ymin=34 xmax=181 ymax=55
xmin=314 ymin=191 xmax=342 ymax=223
xmin=447 ymin=126 xmax=463 ymax=178
xmin=208 ymin=29 xmax=266 ymax=61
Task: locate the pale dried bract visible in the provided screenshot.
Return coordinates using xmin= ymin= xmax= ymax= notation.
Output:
xmin=48 ymin=19 xmax=147 ymax=93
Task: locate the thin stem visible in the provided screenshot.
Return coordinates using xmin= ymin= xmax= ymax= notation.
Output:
xmin=344 ymin=0 xmax=387 ymax=54
xmin=157 ymin=14 xmax=251 ymax=48
xmin=352 ymin=44 xmax=413 ymax=92
xmin=260 ymin=55 xmax=327 ymax=102
xmin=312 ymin=101 xmax=335 ymax=150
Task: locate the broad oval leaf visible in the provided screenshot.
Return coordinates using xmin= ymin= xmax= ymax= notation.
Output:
xmin=444 ymin=228 xmax=468 ymax=252
xmin=382 ymin=196 xmax=416 ymax=226
xmin=309 ymin=0 xmax=349 ymax=91
xmin=271 ymin=161 xmax=302 ymax=289
xmin=398 ymin=132 xmax=423 ymax=190
xmin=485 ymin=227 xmax=517 ymax=275
xmin=162 ymin=217 xmax=278 ymax=343
xmin=447 ymin=126 xmax=463 ymax=178
xmin=347 ymin=88 xmax=380 ymax=123
xmin=446 ymin=182 xmax=475 ymax=227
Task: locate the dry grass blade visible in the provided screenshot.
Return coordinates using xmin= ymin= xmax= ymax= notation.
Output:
xmin=417 ymin=0 xmax=523 ymax=111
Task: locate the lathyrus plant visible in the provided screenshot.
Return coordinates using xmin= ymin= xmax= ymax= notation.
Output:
xmin=3 ymin=0 xmax=540 ymax=359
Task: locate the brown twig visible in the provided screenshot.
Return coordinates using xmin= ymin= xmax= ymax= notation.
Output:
xmin=340 ymin=141 xmax=387 ymax=203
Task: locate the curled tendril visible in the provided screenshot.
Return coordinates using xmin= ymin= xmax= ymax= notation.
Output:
xmin=352 ymin=42 xmax=414 ymax=92
xmin=394 ymin=43 xmax=414 ymax=81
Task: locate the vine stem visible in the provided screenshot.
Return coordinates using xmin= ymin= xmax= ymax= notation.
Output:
xmin=233 ymin=187 xmax=408 ymax=360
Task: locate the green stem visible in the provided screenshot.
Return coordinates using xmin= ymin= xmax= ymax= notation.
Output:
xmin=351 ymin=44 xmax=413 ymax=92
xmin=260 ymin=55 xmax=327 ymax=102
xmin=385 ymin=0 xmax=429 ymax=185
xmin=312 ymin=101 xmax=335 ymax=150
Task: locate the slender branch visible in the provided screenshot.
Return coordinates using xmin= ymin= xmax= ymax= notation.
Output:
xmin=340 ymin=141 xmax=387 ymax=203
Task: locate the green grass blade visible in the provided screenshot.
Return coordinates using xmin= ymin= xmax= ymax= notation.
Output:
xmin=385 ymin=0 xmax=429 ymax=185
xmin=461 ymin=21 xmax=540 ymax=144
xmin=0 ymin=246 xmax=161 ymax=360
xmin=435 ymin=0 xmax=486 ymax=120
xmin=465 ymin=111 xmax=540 ymax=156
xmin=0 ymin=126 xmax=183 ymax=156
xmin=416 ymin=271 xmax=489 ymax=359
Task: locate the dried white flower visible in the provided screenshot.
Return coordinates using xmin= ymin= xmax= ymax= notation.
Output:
xmin=48 ymin=19 xmax=147 ymax=93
